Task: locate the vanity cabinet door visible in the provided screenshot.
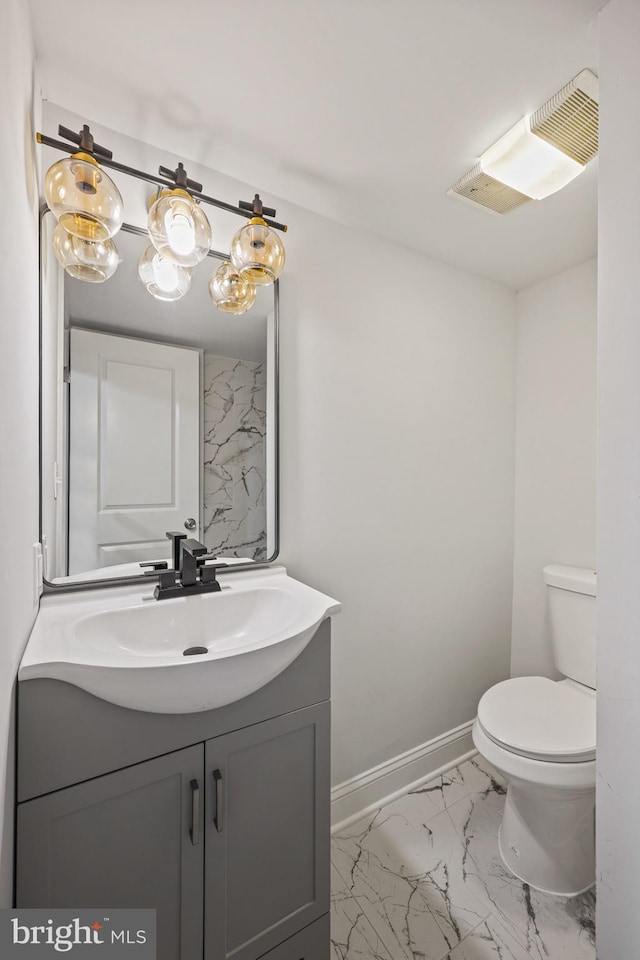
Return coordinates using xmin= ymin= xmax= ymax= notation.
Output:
xmin=204 ymin=702 xmax=330 ymax=960
xmin=16 ymin=744 xmax=204 ymax=960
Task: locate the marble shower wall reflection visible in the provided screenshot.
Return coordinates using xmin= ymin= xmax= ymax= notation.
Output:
xmin=203 ymin=354 xmax=267 ymax=560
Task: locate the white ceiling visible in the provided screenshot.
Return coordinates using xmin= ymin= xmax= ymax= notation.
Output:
xmin=29 ymin=0 xmax=605 ymax=289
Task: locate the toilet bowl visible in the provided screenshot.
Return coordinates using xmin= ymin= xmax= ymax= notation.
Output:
xmin=473 ymin=565 xmax=596 ymax=896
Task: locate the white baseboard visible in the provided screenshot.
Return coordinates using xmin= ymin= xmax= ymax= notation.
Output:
xmin=331 ymin=720 xmax=476 ymax=834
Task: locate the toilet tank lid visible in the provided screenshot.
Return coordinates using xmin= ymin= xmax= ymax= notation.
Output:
xmin=543 ymin=564 xmax=596 ymax=597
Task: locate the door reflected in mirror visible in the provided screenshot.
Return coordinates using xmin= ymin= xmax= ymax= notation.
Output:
xmin=40 ymin=213 xmax=278 ymax=586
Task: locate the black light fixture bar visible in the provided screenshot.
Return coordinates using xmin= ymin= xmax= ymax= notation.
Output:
xmin=36 ymin=131 xmax=288 ymax=233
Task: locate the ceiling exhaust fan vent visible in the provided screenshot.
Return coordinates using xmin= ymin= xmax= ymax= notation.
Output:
xmin=530 ymin=70 xmax=599 ymax=165
xmin=448 ymin=68 xmax=599 ymax=215
xmin=449 ymin=164 xmax=532 ymax=215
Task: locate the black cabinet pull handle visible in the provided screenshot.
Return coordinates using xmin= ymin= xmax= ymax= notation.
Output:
xmin=213 ymin=769 xmax=224 ymax=833
xmin=189 ymin=779 xmax=200 ymax=846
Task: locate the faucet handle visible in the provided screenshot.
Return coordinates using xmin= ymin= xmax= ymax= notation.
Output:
xmin=156 ymin=569 xmax=178 ymax=589
xmin=139 ymin=560 xmax=169 ymax=572
xmin=199 ymin=560 xmax=229 ymax=590
xmin=153 ymin=568 xmax=180 ymax=599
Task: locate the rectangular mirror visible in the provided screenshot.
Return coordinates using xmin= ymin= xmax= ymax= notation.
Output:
xmin=40 ymin=210 xmax=278 ymax=587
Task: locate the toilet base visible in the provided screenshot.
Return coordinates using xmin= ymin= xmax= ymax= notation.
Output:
xmin=497 ymin=827 xmax=594 ymax=897
xmin=498 ymin=781 xmax=595 ymax=897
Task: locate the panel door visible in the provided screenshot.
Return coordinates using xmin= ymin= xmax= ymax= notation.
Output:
xmin=205 ymin=703 xmax=330 ymax=960
xmin=16 ymin=745 xmax=204 ymax=960
xmin=69 ymin=328 xmax=200 ymax=574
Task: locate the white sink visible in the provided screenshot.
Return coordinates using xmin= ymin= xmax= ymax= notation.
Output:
xmin=19 ymin=567 xmax=340 ymax=713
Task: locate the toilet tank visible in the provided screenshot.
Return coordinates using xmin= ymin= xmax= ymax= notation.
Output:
xmin=543 ymin=564 xmax=596 ymax=689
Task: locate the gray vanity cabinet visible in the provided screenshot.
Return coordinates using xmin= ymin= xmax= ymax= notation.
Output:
xmin=16 ymin=745 xmax=204 ymax=960
xmin=204 ymin=703 xmax=330 ymax=960
xmin=16 ymin=622 xmax=333 ymax=960
xmin=16 ymin=707 xmax=329 ymax=960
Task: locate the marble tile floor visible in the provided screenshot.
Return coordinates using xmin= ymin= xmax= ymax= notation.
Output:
xmin=331 ymin=756 xmax=595 ymax=960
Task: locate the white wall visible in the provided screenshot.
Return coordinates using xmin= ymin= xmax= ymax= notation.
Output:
xmin=41 ymin=103 xmax=518 ymax=787
xmin=0 ymin=0 xmax=40 ymax=905
xmin=279 ymin=213 xmax=517 ymax=782
xmin=597 ymin=1 xmax=640 ymax=954
xmin=511 ymin=259 xmax=597 ymax=679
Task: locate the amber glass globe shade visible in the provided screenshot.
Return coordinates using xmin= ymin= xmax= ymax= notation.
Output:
xmin=44 ymin=155 xmax=124 ymax=241
xmin=51 ymin=223 xmax=119 ymax=282
xmin=147 ymin=190 xmax=211 ymax=268
xmin=137 ymin=245 xmax=192 ymax=301
xmin=208 ymin=261 xmax=257 ymax=314
xmin=229 ymin=217 xmax=285 ymax=286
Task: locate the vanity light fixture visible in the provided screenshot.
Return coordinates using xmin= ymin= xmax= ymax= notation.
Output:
xmin=208 ymin=261 xmax=257 ymax=314
xmin=44 ymin=124 xmax=124 ymax=240
xmin=147 ymin=164 xmax=212 ymax=267
xmin=137 ymin=244 xmax=192 ymax=301
xmin=51 ymin=223 xmax=119 ymax=282
xmin=448 ymin=69 xmax=599 ymax=215
xmin=230 ymin=194 xmax=286 ymax=285
xmin=37 ymin=123 xmax=288 ymax=295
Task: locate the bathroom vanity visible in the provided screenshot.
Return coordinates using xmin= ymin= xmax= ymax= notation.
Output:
xmin=16 ymin=584 xmax=334 ymax=960
xmin=23 ymin=202 xmax=341 ymax=959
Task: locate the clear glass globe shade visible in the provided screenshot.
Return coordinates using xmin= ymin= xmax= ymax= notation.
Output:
xmin=44 ymin=155 xmax=124 ymax=240
xmin=138 ymin=245 xmax=191 ymax=301
xmin=51 ymin=223 xmax=119 ymax=282
xmin=229 ymin=218 xmax=285 ymax=285
xmin=148 ymin=191 xmax=211 ymax=267
xmin=208 ymin=261 xmax=257 ymax=314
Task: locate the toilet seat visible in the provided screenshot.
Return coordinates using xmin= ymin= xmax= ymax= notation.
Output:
xmin=477 ymin=676 xmax=596 ymax=763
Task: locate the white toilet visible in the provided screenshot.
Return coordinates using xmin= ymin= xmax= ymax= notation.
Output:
xmin=473 ymin=564 xmax=596 ymax=896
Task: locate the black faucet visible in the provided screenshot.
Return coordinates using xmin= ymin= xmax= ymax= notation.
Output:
xmin=140 ymin=532 xmax=228 ymax=600
xmin=180 ymin=539 xmax=208 ymax=587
